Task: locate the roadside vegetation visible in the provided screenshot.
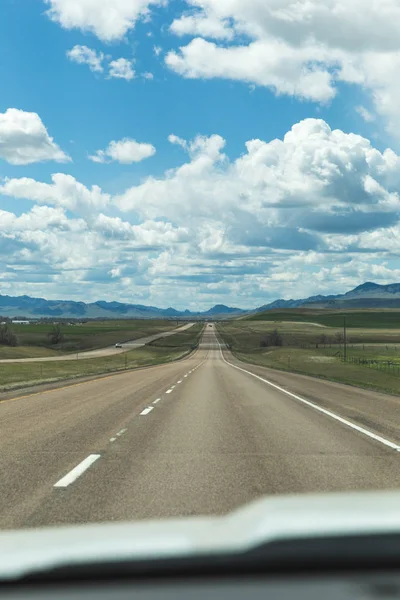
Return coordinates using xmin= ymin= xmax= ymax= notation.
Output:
xmin=148 ymin=322 xmax=203 ymax=351
xmin=0 ymin=319 xmax=181 ymax=358
xmin=0 ymin=323 xmax=203 ymax=392
xmin=217 ymin=311 xmax=400 ymax=395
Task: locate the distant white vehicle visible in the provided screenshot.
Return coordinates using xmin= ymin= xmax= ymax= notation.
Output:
xmin=115 ymin=343 xmax=122 ymax=348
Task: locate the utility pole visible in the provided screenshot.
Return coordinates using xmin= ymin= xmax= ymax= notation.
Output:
xmin=344 ymin=316 xmax=347 ymax=362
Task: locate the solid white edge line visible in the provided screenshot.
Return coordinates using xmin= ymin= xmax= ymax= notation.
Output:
xmin=54 ymin=454 xmax=101 ymax=488
xmin=153 ymin=398 xmax=161 ymax=404
xmin=217 ymin=341 xmax=400 ymax=452
xmin=140 ymin=406 xmax=154 ymax=415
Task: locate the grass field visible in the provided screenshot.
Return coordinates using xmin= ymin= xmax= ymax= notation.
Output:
xmin=0 ymin=323 xmax=203 ymax=391
xmin=4 ymin=319 xmax=179 ymax=356
xmin=217 ymin=318 xmax=400 ymax=395
xmin=218 ymin=320 xmax=400 ymax=348
xmin=246 ymin=308 xmax=400 ymax=328
xmin=148 ymin=323 xmax=203 ymax=350
xmin=0 ymin=346 xmax=59 ymax=359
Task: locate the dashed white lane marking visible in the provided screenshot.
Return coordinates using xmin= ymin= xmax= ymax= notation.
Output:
xmin=166 ymin=389 xmax=173 ymax=394
xmin=153 ymin=398 xmax=161 ymax=404
xmin=110 ymin=437 xmax=117 ymax=442
xmin=177 ymin=380 xmax=182 ymax=384
xmin=217 ymin=341 xmax=400 ymax=452
xmin=171 ymin=385 xmax=175 ymax=389
xmin=54 ymin=454 xmax=101 ymax=488
xmin=116 ymin=428 xmax=127 ymax=437
xmin=184 ymin=374 xmax=188 ymax=378
xmin=140 ymin=406 xmax=154 ymax=415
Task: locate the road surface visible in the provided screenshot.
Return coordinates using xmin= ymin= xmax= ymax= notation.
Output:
xmin=2 ymin=323 xmax=400 ymax=530
xmin=0 ymin=322 xmax=194 ymax=363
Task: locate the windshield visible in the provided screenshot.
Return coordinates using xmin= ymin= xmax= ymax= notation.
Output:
xmin=1 ymin=0 xmax=400 ymax=537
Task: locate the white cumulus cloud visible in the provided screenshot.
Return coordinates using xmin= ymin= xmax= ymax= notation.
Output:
xmin=3 ymin=119 xmax=400 ymax=307
xmin=166 ymin=37 xmax=337 ymax=102
xmin=89 ymin=138 xmax=156 ymax=164
xmin=166 ymin=0 xmax=400 ymax=131
xmin=67 ymin=46 xmax=135 ymax=82
xmin=0 ymin=108 xmax=70 ymax=166
xmin=170 ymin=13 xmax=234 ymax=40
xmin=66 ymin=45 xmax=104 ymax=72
xmin=108 ymin=58 xmax=135 ymax=80
xmin=45 ymin=0 xmax=165 ymax=42
xmin=0 ymin=173 xmax=110 ymax=215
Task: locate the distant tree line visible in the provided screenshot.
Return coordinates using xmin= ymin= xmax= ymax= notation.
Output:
xmin=317 ymin=333 xmax=344 ymax=346
xmin=258 ymin=330 xmax=350 ymax=350
xmin=0 ymin=323 xmax=17 ymax=346
xmin=47 ymin=324 xmax=65 ymax=345
xmin=260 ymin=329 xmax=283 ymax=347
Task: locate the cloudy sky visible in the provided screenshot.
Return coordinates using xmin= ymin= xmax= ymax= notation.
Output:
xmin=1 ymin=0 xmax=400 ymax=310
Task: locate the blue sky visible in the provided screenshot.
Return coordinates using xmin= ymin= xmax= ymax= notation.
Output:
xmin=0 ymin=0 xmax=400 ymax=309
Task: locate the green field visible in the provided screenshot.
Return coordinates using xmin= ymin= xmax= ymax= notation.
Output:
xmin=0 ymin=323 xmax=203 ymax=391
xmin=247 ymin=308 xmax=400 ymax=328
xmin=0 ymin=346 xmax=59 ymax=359
xmin=148 ymin=323 xmax=203 ymax=350
xmin=217 ymin=318 xmax=400 ymax=395
xmin=5 ymin=319 xmax=178 ymax=356
xmin=218 ymin=320 xmax=400 ymax=349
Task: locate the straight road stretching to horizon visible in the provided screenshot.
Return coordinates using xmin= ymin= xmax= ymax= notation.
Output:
xmin=2 ymin=324 xmax=400 ymax=530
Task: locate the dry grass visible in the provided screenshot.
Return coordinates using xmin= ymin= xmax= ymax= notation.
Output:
xmin=217 ymin=320 xmax=400 ymax=395
xmin=0 ymin=325 xmax=202 ymax=391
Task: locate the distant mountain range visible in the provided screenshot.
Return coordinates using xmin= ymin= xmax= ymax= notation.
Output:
xmin=2 ymin=282 xmax=400 ymax=320
xmin=0 ymin=294 xmax=244 ymax=319
xmin=257 ymin=282 xmax=400 ymax=311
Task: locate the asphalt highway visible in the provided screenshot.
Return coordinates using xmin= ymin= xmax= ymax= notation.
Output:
xmin=2 ymin=324 xmax=400 ymax=530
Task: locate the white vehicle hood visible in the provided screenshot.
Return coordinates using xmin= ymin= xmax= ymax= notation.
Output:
xmin=1 ymin=489 xmax=400 ymax=580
